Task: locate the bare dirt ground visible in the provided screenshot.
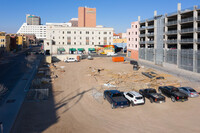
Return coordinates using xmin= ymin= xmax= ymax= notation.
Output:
xmin=12 ymin=57 xmax=200 ymax=133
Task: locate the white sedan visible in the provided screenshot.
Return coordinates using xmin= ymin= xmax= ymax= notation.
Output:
xmin=124 ymin=91 xmax=145 ymax=106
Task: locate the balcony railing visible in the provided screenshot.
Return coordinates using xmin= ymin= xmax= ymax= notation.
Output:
xmin=166 ymin=39 xmax=177 ymax=43
xmin=139 ymin=34 xmax=145 ymax=37
xmin=139 ymin=41 xmax=145 ymax=44
xmin=167 ymin=11 xmax=178 ymax=17
xmin=139 ymin=27 xmax=146 ymax=30
xmin=166 ymin=30 xmax=177 ymax=34
xmin=198 ymin=39 xmax=200 ymax=43
xmin=146 ymin=26 xmax=154 ymax=29
xmin=196 ymin=27 xmax=200 ymax=32
xmin=146 ymin=33 xmax=154 ymax=36
xmin=167 ymin=21 xmax=177 ymax=26
xmin=181 ymin=17 xmax=193 ymax=23
xmin=180 ymin=38 xmax=194 ymax=43
xmin=146 ymin=41 xmax=154 ymax=44
xmin=198 ymin=17 xmax=200 ymax=21
xmin=180 ymin=28 xmax=193 ymax=33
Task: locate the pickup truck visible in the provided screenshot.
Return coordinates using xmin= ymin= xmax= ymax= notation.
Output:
xmin=139 ymin=88 xmax=165 ymax=103
xmin=158 ymin=86 xmax=188 ymax=102
xmin=104 ymin=90 xmax=130 ymax=109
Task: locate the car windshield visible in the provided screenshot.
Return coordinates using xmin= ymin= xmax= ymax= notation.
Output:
xmin=149 ymin=89 xmax=156 ymax=93
xmin=171 ymin=88 xmax=179 ymax=92
xmin=136 ymin=97 xmax=143 ymax=100
xmin=189 ymin=89 xmax=196 ymax=92
xmin=112 ymin=93 xmax=122 ymax=97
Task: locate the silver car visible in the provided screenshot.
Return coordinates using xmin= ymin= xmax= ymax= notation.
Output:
xmin=178 ymin=87 xmax=199 ymax=98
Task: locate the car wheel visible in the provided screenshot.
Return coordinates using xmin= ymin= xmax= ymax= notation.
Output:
xmin=131 ymin=101 xmax=135 ymax=107
xmin=171 ymin=96 xmax=176 ymax=102
xmin=150 ymin=98 xmax=153 ymax=103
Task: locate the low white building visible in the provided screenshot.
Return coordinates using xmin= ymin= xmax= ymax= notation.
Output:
xmin=44 ymin=23 xmax=114 ymax=54
xmin=17 ymin=23 xmax=47 ymax=39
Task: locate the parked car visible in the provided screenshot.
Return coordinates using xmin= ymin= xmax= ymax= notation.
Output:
xmin=107 ymin=52 xmax=117 ymax=56
xmin=139 ymin=88 xmax=165 ymax=103
xmin=104 ymin=90 xmax=130 ymax=109
xmin=178 ymin=87 xmax=199 ymax=98
xmin=88 ymin=55 xmax=93 ymax=60
xmin=124 ymin=91 xmax=145 ymax=106
xmin=158 ymin=86 xmax=188 ymax=102
xmin=64 ymin=58 xmax=78 ymax=62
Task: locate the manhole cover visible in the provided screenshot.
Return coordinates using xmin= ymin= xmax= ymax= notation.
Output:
xmin=6 ymin=99 xmax=16 ymax=103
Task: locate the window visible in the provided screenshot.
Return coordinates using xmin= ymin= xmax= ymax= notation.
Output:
xmin=47 ymin=42 xmax=49 ymax=46
xmin=92 ymin=42 xmax=94 ymax=45
xmin=63 ymin=31 xmax=64 ymax=34
xmin=63 ymin=42 xmax=64 ymax=45
xmin=92 ymin=32 xmax=94 ymax=34
xmin=129 ymin=38 xmax=130 ymax=41
xmin=67 ymin=42 xmax=71 ymax=45
xmin=135 ymin=32 xmax=137 ymax=35
xmin=92 ymin=37 xmax=94 ymax=40
xmin=67 ymin=37 xmax=71 ymax=45
xmin=135 ymin=38 xmax=137 ymax=41
xmin=99 ymin=37 xmax=100 ymax=40
xmin=109 ymin=32 xmax=111 ymax=34
xmin=74 ymin=42 xmax=76 ymax=45
xmin=53 ymin=36 xmax=55 ymax=39
xmin=80 ymin=31 xmax=82 ymax=34
xmin=109 ymin=37 xmax=111 ymax=40
xmin=99 ymin=42 xmax=100 ymax=45
xmin=74 ymin=31 xmax=76 ymax=34
xmin=104 ymin=32 xmax=107 ymax=34
xmin=99 ymin=32 xmax=100 ymax=34
xmin=80 ymin=37 xmax=82 ymax=39
xmin=80 ymin=42 xmax=82 ymax=45
xmin=135 ymin=45 xmax=137 ymax=48
xmin=127 ymin=93 xmax=133 ymax=98
xmin=53 ymin=31 xmax=55 ymax=33
xmin=129 ymin=32 xmax=130 ymax=35
xmin=86 ymin=31 xmax=89 ymax=34
xmin=135 ymin=25 xmax=137 ymax=28
xmin=63 ymin=37 xmax=64 ymax=39
xmin=67 ymin=31 xmax=71 ymax=34
xmin=74 ymin=37 xmax=76 ymax=39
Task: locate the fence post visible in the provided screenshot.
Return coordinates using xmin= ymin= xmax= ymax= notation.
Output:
xmin=0 ymin=122 xmax=3 ymax=133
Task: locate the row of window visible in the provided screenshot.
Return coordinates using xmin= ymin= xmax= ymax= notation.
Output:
xmin=128 ymin=31 xmax=138 ymax=35
xmin=132 ymin=25 xmax=138 ymax=28
xmin=52 ymin=36 xmax=111 ymax=40
xmin=0 ymin=39 xmax=5 ymax=42
xmin=128 ymin=38 xmax=138 ymax=41
xmin=50 ymin=42 xmax=112 ymax=45
xmin=128 ymin=44 xmax=138 ymax=48
xmin=53 ymin=31 xmax=112 ymax=35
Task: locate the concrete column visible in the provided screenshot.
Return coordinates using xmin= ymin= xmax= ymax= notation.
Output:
xmin=177 ymin=3 xmax=181 ymax=68
xmin=193 ymin=6 xmax=198 ymax=72
xmin=154 ymin=11 xmax=157 ymax=63
xmin=145 ymin=20 xmax=148 ymax=60
xmin=164 ymin=14 xmax=168 ymax=62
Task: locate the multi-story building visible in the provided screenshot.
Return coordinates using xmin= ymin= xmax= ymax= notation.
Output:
xmin=26 ymin=14 xmax=41 ymax=25
xmin=17 ymin=23 xmax=46 ymax=40
xmin=127 ymin=21 xmax=139 ymax=60
xmin=78 ymin=7 xmax=96 ymax=27
xmin=17 ymin=14 xmax=46 ymax=40
xmin=44 ymin=23 xmax=113 ymax=54
xmin=69 ymin=18 xmax=78 ymax=27
xmin=0 ymin=32 xmax=10 ymax=52
xmin=138 ymin=3 xmax=200 ymax=73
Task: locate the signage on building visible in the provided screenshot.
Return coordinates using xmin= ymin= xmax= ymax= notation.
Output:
xmin=86 ymin=10 xmax=95 ymax=14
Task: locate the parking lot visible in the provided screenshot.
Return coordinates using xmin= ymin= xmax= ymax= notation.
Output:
xmin=12 ymin=57 xmax=200 ymax=133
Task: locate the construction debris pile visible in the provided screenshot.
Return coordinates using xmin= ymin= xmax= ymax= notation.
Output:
xmin=88 ymin=66 xmax=181 ymax=93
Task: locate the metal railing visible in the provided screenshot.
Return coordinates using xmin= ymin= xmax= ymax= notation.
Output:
xmin=139 ymin=27 xmax=146 ymax=30
xmin=146 ymin=33 xmax=154 ymax=36
xmin=180 ymin=7 xmax=194 ymax=13
xmin=167 ymin=11 xmax=178 ymax=17
xmin=180 ymin=38 xmax=194 ymax=43
xmin=139 ymin=41 xmax=145 ymax=44
xmin=181 ymin=17 xmax=193 ymax=23
xmin=166 ymin=39 xmax=177 ymax=43
xmin=167 ymin=20 xmax=177 ymax=26
xmin=180 ymin=28 xmax=193 ymax=33
xmin=166 ymin=30 xmax=177 ymax=34
xmin=139 ymin=34 xmax=145 ymax=37
xmin=198 ymin=17 xmax=200 ymax=21
xmin=146 ymin=41 xmax=154 ymax=44
xmin=196 ymin=27 xmax=200 ymax=32
xmin=146 ymin=26 xmax=154 ymax=29
xmin=198 ymin=39 xmax=200 ymax=43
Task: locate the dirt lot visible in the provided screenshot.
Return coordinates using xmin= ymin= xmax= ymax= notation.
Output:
xmin=12 ymin=57 xmax=200 ymax=133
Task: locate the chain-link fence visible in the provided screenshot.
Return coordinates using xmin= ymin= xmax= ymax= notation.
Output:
xmin=179 ymin=49 xmax=193 ymax=72
xmin=146 ymin=48 xmax=154 ymax=62
xmin=165 ymin=49 xmax=177 ymax=65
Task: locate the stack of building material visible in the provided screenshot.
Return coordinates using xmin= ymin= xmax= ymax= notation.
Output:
xmin=112 ymin=57 xmax=124 ymax=62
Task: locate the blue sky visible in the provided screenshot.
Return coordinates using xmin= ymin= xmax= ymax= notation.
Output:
xmin=0 ymin=0 xmax=199 ymax=33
